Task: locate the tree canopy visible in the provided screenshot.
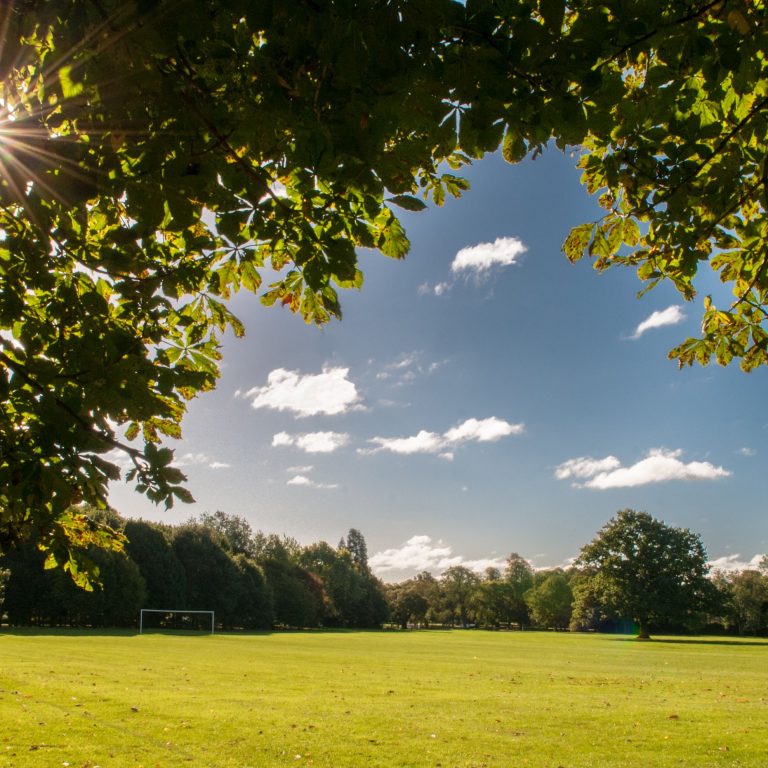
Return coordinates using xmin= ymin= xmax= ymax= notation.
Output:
xmin=1 ymin=0 xmax=767 ymax=567
xmin=573 ymin=509 xmax=713 ymax=638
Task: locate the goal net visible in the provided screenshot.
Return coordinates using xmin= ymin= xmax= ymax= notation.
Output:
xmin=139 ymin=609 xmax=215 ymax=634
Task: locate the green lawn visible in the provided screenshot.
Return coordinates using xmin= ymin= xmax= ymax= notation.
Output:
xmin=1 ymin=629 xmax=767 ymax=767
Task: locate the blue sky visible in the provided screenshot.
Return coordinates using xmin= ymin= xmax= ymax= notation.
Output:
xmin=109 ymin=149 xmax=767 ymax=581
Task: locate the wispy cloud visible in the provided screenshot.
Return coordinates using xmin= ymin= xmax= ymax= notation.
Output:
xmin=738 ymin=447 xmax=756 ymax=457
xmin=369 ymin=535 xmax=506 ymax=577
xmin=418 ymin=281 xmax=451 ymax=297
xmin=286 ymin=474 xmax=339 ymax=490
xmin=374 ymin=352 xmax=448 ymax=387
xmin=272 ymin=431 xmax=350 ymax=453
xmin=361 ymin=416 xmax=524 ymax=458
xmin=555 ymin=448 xmax=731 ymax=489
xmin=451 ymin=236 xmax=527 ymax=275
xmin=174 ymin=452 xmax=231 ymax=470
xmin=631 ymin=305 xmax=685 ymax=339
xmin=244 ymin=366 xmax=361 ymax=417
xmin=104 ymin=448 xmax=229 ymax=473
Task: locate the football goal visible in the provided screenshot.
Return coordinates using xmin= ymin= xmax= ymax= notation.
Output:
xmin=139 ymin=609 xmax=215 ymax=635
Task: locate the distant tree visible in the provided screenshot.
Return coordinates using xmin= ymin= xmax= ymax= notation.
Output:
xmin=440 ymin=566 xmax=481 ymax=627
xmin=72 ymin=545 xmax=146 ymax=627
xmin=715 ymin=569 xmax=768 ymax=636
xmin=123 ymin=519 xmax=186 ymax=609
xmin=386 ymin=582 xmax=430 ymax=629
xmin=196 ymin=511 xmax=257 ymax=558
xmin=575 ymin=510 xmax=712 ymax=639
xmin=300 ymin=541 xmax=364 ymax=626
xmin=2 ymin=538 xmax=60 ymax=625
xmin=252 ymin=532 xmax=303 ymax=563
xmin=344 ymin=529 xmax=369 ymax=570
xmin=474 ymin=567 xmax=519 ymax=628
xmin=503 ymin=553 xmax=535 ymax=627
xmin=2 ymin=527 xmax=144 ymax=627
xmin=231 ymin=554 xmax=273 ymax=630
xmin=524 ymin=571 xmax=573 ymax=630
xmin=172 ymin=525 xmax=240 ymax=626
xmin=261 ymin=557 xmax=325 ymax=628
xmin=569 ymin=568 xmax=605 ymax=632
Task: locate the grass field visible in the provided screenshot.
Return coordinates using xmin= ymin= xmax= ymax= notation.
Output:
xmin=1 ymin=629 xmax=767 ymax=767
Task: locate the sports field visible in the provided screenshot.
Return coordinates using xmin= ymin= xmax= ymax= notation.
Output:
xmin=1 ymin=629 xmax=766 ymax=767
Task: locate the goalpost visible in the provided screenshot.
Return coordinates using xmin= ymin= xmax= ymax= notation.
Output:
xmin=139 ymin=609 xmax=215 ymax=635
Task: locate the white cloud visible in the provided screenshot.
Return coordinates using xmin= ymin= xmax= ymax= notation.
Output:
xmin=369 ymin=534 xmax=506 ymax=578
xmin=632 ymin=305 xmax=685 ymax=339
xmin=208 ymin=461 xmax=231 ymax=470
xmin=556 ymin=448 xmax=731 ymax=489
xmin=287 ymin=474 xmax=312 ymax=486
xmin=555 ymin=456 xmax=621 ymax=480
xmin=738 ymin=447 xmax=756 ymax=457
xmin=451 ymin=236 xmax=527 ymax=275
xmin=245 ymin=366 xmax=361 ymax=417
xmin=287 ymin=465 xmax=314 ymax=473
xmin=362 ymin=416 xmax=524 ymax=457
xmin=444 ymin=417 xmax=524 ymax=444
xmin=286 ymin=474 xmax=338 ymax=490
xmin=367 ymin=430 xmax=445 ymax=456
xmin=272 ymin=431 xmax=350 ymax=453
xmin=708 ymin=554 xmax=766 ymax=572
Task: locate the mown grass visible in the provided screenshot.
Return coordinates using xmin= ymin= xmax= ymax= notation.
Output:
xmin=1 ymin=629 xmax=767 ymax=767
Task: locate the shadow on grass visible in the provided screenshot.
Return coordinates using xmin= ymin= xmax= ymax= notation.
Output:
xmin=0 ymin=626 xmax=396 ymax=638
xmin=0 ymin=627 xmax=270 ymax=638
xmin=609 ymin=636 xmax=768 ymax=647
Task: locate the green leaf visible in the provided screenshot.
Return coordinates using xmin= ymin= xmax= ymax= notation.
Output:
xmin=502 ymin=129 xmax=527 ymax=164
xmin=563 ymin=223 xmax=594 ymax=262
xmin=58 ymin=65 xmax=84 ymax=98
xmin=379 ymin=216 xmax=410 ymax=259
xmin=386 ymin=195 xmax=427 ymax=212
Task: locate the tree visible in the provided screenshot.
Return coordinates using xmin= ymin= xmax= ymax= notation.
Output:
xmin=440 ymin=565 xmax=481 ymax=627
xmin=714 ymin=569 xmax=768 ymax=635
xmin=123 ymin=519 xmax=186 ymax=610
xmin=524 ymin=571 xmax=573 ymax=630
xmin=344 ymin=529 xmax=369 ymax=570
xmin=386 ymin=581 xmax=430 ymax=629
xmin=231 ymin=553 xmax=273 ymax=630
xmin=196 ymin=511 xmax=257 ymax=558
xmin=171 ymin=524 xmax=240 ymax=626
xmin=503 ymin=553 xmax=535 ymax=627
xmin=575 ymin=510 xmax=713 ymax=639
xmin=261 ymin=556 xmax=325 ymax=629
xmin=300 ymin=540 xmax=364 ymax=626
xmin=3 ymin=1 xmax=767 ymax=567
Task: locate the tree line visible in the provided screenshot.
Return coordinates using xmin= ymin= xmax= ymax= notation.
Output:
xmin=1 ymin=509 xmax=766 ymax=637
xmin=388 ymin=511 xmax=768 ymax=638
xmin=0 ymin=510 xmax=387 ymax=630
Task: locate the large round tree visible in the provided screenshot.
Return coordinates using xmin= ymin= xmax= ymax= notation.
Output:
xmin=574 ymin=509 xmax=712 ymax=639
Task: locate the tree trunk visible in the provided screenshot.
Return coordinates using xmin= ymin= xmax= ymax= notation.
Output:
xmin=636 ymin=620 xmax=651 ymax=640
